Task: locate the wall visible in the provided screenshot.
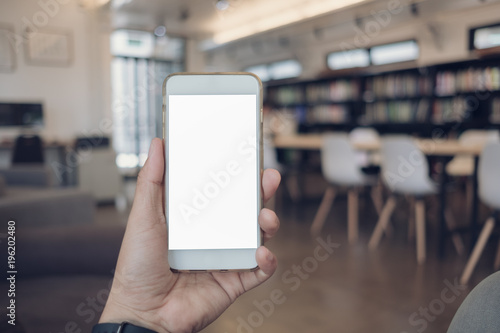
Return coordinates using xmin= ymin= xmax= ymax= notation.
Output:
xmin=2 ymin=0 xmax=500 ymax=143
xmin=0 ymin=0 xmax=111 ymax=141
xmin=204 ymin=0 xmax=500 ymax=78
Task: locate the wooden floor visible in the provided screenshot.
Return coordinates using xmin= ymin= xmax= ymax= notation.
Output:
xmin=201 ymin=187 xmax=497 ymax=333
xmin=10 ymin=180 xmax=497 ymax=333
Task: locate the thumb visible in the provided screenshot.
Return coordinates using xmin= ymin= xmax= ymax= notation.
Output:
xmin=128 ymin=138 xmax=165 ymax=229
xmin=107 ymin=139 xmax=171 ymax=302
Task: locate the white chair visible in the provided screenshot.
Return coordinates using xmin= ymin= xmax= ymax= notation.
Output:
xmin=447 ymin=130 xmax=500 ymax=176
xmin=310 ymin=133 xmax=382 ymax=243
xmin=263 ymin=137 xmax=281 ymax=171
xmin=446 ymin=130 xmax=500 ymax=216
xmin=460 ymin=143 xmax=500 ymax=284
xmin=263 ymin=137 xmax=283 ymax=210
xmin=368 ymin=136 xmax=464 ymax=263
xmin=349 ymin=127 xmax=382 ymax=167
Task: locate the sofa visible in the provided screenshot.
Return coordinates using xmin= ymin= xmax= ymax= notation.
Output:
xmin=0 ymin=166 xmax=95 ymax=228
xmin=0 ymin=165 xmax=125 ymax=332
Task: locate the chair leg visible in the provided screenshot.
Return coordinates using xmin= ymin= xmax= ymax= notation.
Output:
xmin=460 ymin=216 xmax=496 ymax=285
xmin=368 ymin=196 xmax=397 ymax=250
xmin=370 ymin=184 xmax=383 ymax=216
xmin=311 ymin=186 xmax=336 ymax=236
xmin=348 ymin=188 xmax=359 ymax=244
xmin=494 ymin=239 xmax=500 ymax=271
xmin=286 ymin=175 xmax=301 ymax=203
xmin=408 ymin=196 xmax=415 ymax=242
xmin=444 ymin=208 xmax=465 ymax=255
xmin=465 ymin=178 xmax=473 ymax=220
xmin=371 ymin=184 xmax=394 ymax=237
xmin=415 ymin=199 xmax=426 ymax=264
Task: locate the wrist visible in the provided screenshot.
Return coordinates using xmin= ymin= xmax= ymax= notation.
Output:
xmin=93 ymin=322 xmax=158 ymax=333
xmin=100 ymin=301 xmax=168 ymax=333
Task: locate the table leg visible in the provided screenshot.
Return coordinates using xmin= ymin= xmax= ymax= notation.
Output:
xmin=470 ymin=156 xmax=480 ymax=250
xmin=438 ymin=156 xmax=448 ymax=258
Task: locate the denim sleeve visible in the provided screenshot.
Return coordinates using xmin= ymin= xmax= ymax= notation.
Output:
xmin=448 ymin=271 xmax=500 ymax=333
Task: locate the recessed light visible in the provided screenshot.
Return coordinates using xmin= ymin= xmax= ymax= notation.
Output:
xmin=215 ymin=0 xmax=230 ymax=11
xmin=154 ymin=26 xmax=167 ymax=37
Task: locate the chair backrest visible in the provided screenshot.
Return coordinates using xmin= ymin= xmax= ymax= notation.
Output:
xmin=321 ymin=133 xmax=364 ymax=186
xmin=380 ymin=136 xmax=430 ymax=193
xmin=459 ymin=130 xmax=500 ymax=146
xmin=263 ymin=137 xmax=281 ymax=172
xmin=479 ymin=142 xmax=500 ymax=209
xmin=12 ymin=135 xmax=44 ymax=164
xmin=349 ymin=127 xmax=381 ymax=146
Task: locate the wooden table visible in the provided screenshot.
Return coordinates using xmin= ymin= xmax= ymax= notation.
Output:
xmin=274 ymin=134 xmax=485 ymax=257
xmin=274 ymin=134 xmax=484 ymax=155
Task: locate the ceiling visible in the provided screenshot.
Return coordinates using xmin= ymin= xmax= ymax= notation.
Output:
xmin=108 ymin=0 xmax=373 ymax=40
xmin=105 ymin=0 xmax=500 ymax=47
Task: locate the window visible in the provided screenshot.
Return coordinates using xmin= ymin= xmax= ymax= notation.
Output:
xmin=268 ymin=59 xmax=302 ymax=80
xmin=470 ymin=24 xmax=500 ymax=50
xmin=244 ymin=59 xmax=302 ymax=82
xmin=327 ymin=48 xmax=370 ymax=70
xmin=370 ymin=40 xmax=419 ymax=66
xmin=326 ymin=40 xmax=419 ymax=71
xmin=111 ymin=30 xmax=154 ymax=58
xmin=110 ymin=30 xmax=185 ymax=170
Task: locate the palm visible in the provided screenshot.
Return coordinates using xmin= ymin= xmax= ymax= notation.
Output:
xmin=159 ymin=272 xmax=248 ymax=332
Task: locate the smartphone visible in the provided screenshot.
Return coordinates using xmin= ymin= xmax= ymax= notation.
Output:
xmin=163 ymin=73 xmax=263 ymax=272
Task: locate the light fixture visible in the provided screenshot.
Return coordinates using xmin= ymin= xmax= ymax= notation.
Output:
xmin=154 ymin=26 xmax=167 ymax=37
xmin=79 ymin=0 xmax=111 ymax=9
xmin=215 ymin=0 xmax=230 ymax=11
xmin=212 ymin=0 xmax=371 ymax=45
xmin=111 ymin=0 xmax=132 ymax=9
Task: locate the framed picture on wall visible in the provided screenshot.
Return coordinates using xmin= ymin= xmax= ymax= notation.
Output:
xmin=25 ymin=28 xmax=72 ymax=67
xmin=0 ymin=24 xmax=16 ymax=73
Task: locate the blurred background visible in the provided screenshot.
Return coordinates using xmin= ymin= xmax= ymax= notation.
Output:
xmin=2 ymin=0 xmax=500 ymax=332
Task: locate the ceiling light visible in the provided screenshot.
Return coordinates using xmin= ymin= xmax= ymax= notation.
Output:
xmin=212 ymin=0 xmax=371 ymax=45
xmin=215 ymin=0 xmax=230 ymax=11
xmin=154 ymin=26 xmax=167 ymax=37
xmin=79 ymin=0 xmax=111 ymax=9
xmin=111 ymin=0 xmax=132 ymax=9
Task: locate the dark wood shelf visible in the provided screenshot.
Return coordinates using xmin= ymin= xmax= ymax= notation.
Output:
xmin=265 ymin=57 xmax=500 ymax=135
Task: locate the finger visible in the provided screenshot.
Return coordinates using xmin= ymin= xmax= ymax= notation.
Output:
xmin=114 ymin=138 xmax=171 ymax=286
xmin=262 ymin=168 xmax=281 ymax=203
xmin=239 ymin=246 xmax=277 ymax=292
xmin=129 ymin=138 xmax=165 ymax=229
xmin=259 ymin=208 xmax=280 ymax=242
xmin=256 ymin=246 xmax=277 ymax=277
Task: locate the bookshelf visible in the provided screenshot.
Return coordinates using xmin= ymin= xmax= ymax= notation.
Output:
xmin=491 ymin=97 xmax=500 ymax=124
xmin=264 ymin=57 xmax=500 ymax=136
xmin=432 ymin=61 xmax=500 ymax=128
xmin=361 ymin=70 xmax=433 ymax=124
xmin=266 ymin=77 xmax=361 ymax=131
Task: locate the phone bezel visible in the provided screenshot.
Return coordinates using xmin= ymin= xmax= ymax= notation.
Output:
xmin=163 ymin=72 xmax=263 ymax=272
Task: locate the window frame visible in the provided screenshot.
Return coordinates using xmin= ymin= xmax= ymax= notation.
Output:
xmin=469 ymin=22 xmax=500 ymax=51
xmin=325 ymin=39 xmax=420 ymax=71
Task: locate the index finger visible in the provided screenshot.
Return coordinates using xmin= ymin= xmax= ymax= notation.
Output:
xmin=262 ymin=168 xmax=281 ymax=203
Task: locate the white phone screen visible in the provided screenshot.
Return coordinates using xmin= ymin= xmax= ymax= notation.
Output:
xmin=168 ymin=94 xmax=258 ymax=250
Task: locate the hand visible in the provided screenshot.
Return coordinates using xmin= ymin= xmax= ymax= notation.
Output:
xmin=100 ymin=138 xmax=281 ymax=333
